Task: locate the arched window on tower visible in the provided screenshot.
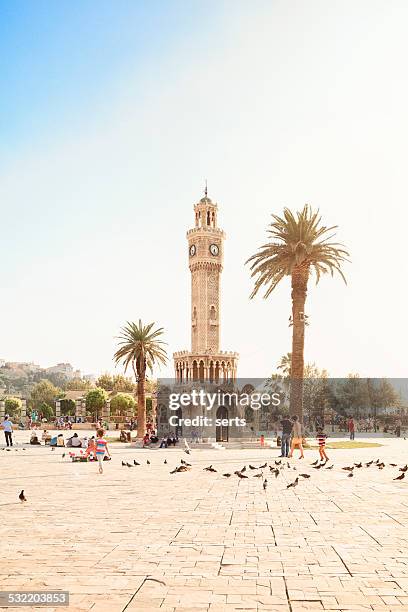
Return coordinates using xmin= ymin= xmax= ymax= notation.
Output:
xmin=210 ymin=305 xmax=216 ymax=323
xmin=199 ymin=360 xmax=205 ymax=382
xmin=207 ymin=210 xmax=211 ymax=226
xmin=209 ymin=361 xmax=214 ymax=382
xmin=192 ymin=360 xmax=198 ymax=381
xmin=211 ymin=211 xmax=215 ymax=227
xmin=215 ymin=361 xmax=220 ymax=383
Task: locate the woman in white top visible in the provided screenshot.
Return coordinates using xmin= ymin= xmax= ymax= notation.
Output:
xmin=288 ymin=415 xmax=304 ymax=459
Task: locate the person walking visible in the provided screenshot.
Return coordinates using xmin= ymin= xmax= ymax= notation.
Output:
xmin=348 ymin=416 xmax=355 ymax=440
xmin=288 ymin=415 xmax=304 ymax=459
xmin=280 ymin=416 xmax=293 ymax=458
xmin=316 ymin=427 xmax=329 ymax=463
xmin=95 ymin=429 xmax=110 ymax=474
xmin=2 ymin=415 xmax=14 ymax=447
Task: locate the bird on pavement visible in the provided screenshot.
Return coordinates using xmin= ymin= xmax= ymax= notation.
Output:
xmin=258 ymin=463 xmax=267 ymax=469
xmin=241 ymin=466 xmax=247 ymax=473
xmin=366 ymin=460 xmax=373 ymax=466
xmin=126 ymin=462 xmax=133 ymax=468
xmin=354 ymin=462 xmax=362 ymax=468
xmin=263 ymin=479 xmax=267 ymax=490
xmin=122 ymin=461 xmax=126 ymax=467
xmin=399 ymin=465 xmax=408 ymax=472
xmin=184 ymin=449 xmax=190 ymax=455
xmin=311 ymin=460 xmax=319 ymax=466
xmin=300 ymin=474 xmax=311 ymax=478
xmin=275 ymin=460 xmax=282 ymax=466
xmin=389 ymin=463 xmax=397 ymax=467
xmin=235 ymin=471 xmax=248 ymax=479
xmin=204 ymin=465 xmax=214 ymax=471
xmin=313 ymin=464 xmax=322 ymax=470
xmin=51 ymin=447 xmax=55 ymax=451
xmin=134 ymin=460 xmax=140 ymax=466
xmin=62 ymin=453 xmax=65 ymax=459
xmin=348 ymin=472 xmax=354 ymax=477
xmin=326 ymin=465 xmax=334 ymax=470
xmin=164 ymin=459 xmax=167 ymax=464
xmin=253 ymin=473 xmax=263 ymax=478
xmin=222 ymin=473 xmax=231 ymax=478
xmin=19 ymin=490 xmax=27 ymax=502
xmin=146 ymin=460 xmax=150 ymax=465
xmin=394 ymin=473 xmax=405 ymax=480
xmin=287 ymin=478 xmax=299 ymax=489
xmin=249 ymin=465 xmax=257 ymax=470
xmin=342 ymin=466 xmax=354 ymax=471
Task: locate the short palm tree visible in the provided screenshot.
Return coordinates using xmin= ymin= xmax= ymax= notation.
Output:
xmin=247 ymin=205 xmax=349 ymax=419
xmin=113 ymin=320 xmax=167 ymax=438
xmin=277 ymin=352 xmax=292 ymax=377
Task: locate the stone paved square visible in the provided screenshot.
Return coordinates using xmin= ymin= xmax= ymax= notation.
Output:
xmin=2 ymin=434 xmax=408 ymax=611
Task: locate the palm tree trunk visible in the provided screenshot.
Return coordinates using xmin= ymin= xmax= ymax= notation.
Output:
xmin=137 ymin=373 xmax=146 ymax=439
xmin=290 ymin=266 xmax=309 ymax=421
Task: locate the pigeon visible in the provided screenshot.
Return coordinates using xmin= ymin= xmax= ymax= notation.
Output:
xmin=342 ymin=466 xmax=354 ymax=471
xmin=249 ymin=465 xmax=257 ymax=470
xmin=287 ymin=478 xmax=299 ymax=489
xmin=263 ymin=479 xmax=267 ymax=490
xmin=399 ymin=465 xmax=408 ymax=472
xmin=207 ymin=466 xmax=217 ymax=473
xmin=275 ymin=460 xmax=282 ymax=466
xmin=325 ymin=465 xmax=334 ymax=470
xmin=222 ymin=473 xmax=231 ymax=478
xmin=258 ymin=463 xmax=267 ymax=469
xmin=394 ymin=473 xmax=405 ymax=480
xmin=313 ymin=464 xmax=322 ymax=470
xmin=311 ymin=460 xmax=319 ymax=466
xmin=354 ymin=462 xmax=362 ymax=468
xmin=181 ymin=460 xmax=191 ymax=466
xmin=6 ymin=448 xmax=11 ymax=451
xmin=146 ymin=460 xmax=150 ymax=465
xmin=253 ymin=473 xmax=263 ymax=478
xmin=378 ymin=464 xmax=385 ymax=470
xmin=170 ymin=468 xmax=178 ymax=474
xmin=389 ymin=463 xmax=397 ymax=467
xmin=287 ymin=462 xmax=291 ymax=468
xmin=274 ymin=469 xmax=279 ymax=478
xmin=366 ymin=460 xmax=373 ymax=466
xmin=134 ymin=460 xmax=140 ymax=466
xmin=176 ymin=465 xmax=189 ymax=472
xmin=164 ymin=459 xmax=167 ymax=465
xmin=22 ymin=448 xmax=26 ymax=451
xmin=126 ymin=462 xmax=133 ymax=468
xmin=51 ymin=447 xmax=55 ymax=451
xmin=292 ymin=466 xmax=297 ymax=471
xmin=62 ymin=453 xmax=65 ymax=459
xmin=241 ymin=466 xmax=247 ymax=473
xmin=347 ymin=472 xmax=354 ymax=477
xmin=19 ymin=490 xmax=27 ymax=502
xmin=122 ymin=461 xmax=126 ymax=467
xmin=300 ymin=474 xmax=311 ymax=478
xmin=204 ymin=465 xmax=214 ymax=471
xmin=184 ymin=449 xmax=191 ymax=455
xmin=235 ymin=471 xmax=248 ymax=479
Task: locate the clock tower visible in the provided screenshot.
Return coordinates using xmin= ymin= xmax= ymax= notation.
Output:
xmin=173 ymin=190 xmax=239 ymax=384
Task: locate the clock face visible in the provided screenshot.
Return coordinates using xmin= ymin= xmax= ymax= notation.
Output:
xmin=189 ymin=244 xmax=196 ymax=257
xmin=209 ymin=243 xmax=219 ymax=256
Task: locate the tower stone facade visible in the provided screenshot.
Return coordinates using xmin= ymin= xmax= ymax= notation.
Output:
xmin=173 ymin=193 xmax=239 ymax=384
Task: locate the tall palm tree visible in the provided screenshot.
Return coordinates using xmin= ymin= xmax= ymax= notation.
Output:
xmin=247 ymin=205 xmax=349 ymax=420
xmin=113 ymin=320 xmax=167 ymax=438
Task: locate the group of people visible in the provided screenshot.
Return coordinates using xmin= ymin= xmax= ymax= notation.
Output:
xmin=159 ymin=433 xmax=179 ymax=448
xmin=280 ymin=415 xmax=330 ymax=462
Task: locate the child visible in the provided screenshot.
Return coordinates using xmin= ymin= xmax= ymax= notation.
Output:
xmin=316 ymin=427 xmax=329 ymax=463
xmin=95 ymin=429 xmax=110 ymax=474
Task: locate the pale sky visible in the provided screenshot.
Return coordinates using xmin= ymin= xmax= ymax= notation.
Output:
xmin=0 ymin=0 xmax=406 ymax=379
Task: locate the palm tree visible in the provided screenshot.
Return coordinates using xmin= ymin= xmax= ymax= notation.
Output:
xmin=113 ymin=320 xmax=167 ymax=438
xmin=247 ymin=205 xmax=349 ymax=420
xmin=277 ymin=352 xmax=292 ymax=377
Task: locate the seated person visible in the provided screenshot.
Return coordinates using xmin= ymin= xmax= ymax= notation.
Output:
xmin=67 ymin=433 xmax=81 ymax=448
xmin=119 ymin=430 xmax=128 ymax=443
xmin=57 ymin=434 xmax=65 ymax=446
xmin=42 ymin=430 xmax=52 ymax=444
xmin=30 ymin=432 xmax=41 ymax=445
xmin=150 ymin=434 xmax=159 ymax=444
xmin=159 ymin=436 xmax=167 ymax=448
xmin=143 ymin=433 xmax=150 ymax=446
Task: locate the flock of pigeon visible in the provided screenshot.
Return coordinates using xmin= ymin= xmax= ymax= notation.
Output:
xmin=119 ymin=452 xmax=408 ymax=491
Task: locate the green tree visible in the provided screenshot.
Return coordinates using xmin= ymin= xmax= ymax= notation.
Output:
xmin=59 ymin=398 xmax=76 ymax=416
xmin=110 ymin=393 xmax=136 ymax=416
xmin=113 ymin=374 xmax=135 ymax=393
xmin=96 ymin=373 xmax=114 ymax=391
xmin=66 ymin=378 xmax=93 ymax=391
xmin=85 ymin=387 xmax=107 ymax=419
xmin=30 ymin=379 xmax=61 ymax=411
xmin=247 ymin=205 xmax=349 ymax=420
xmin=39 ymin=401 xmax=54 ymax=421
xmin=4 ymin=397 xmax=22 ymax=418
xmin=113 ymin=320 xmax=167 ymax=438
